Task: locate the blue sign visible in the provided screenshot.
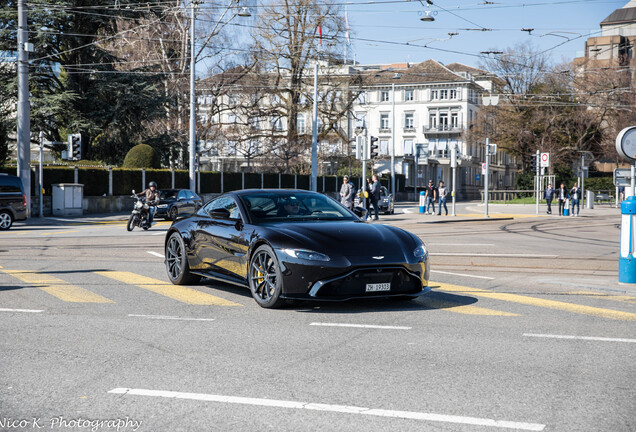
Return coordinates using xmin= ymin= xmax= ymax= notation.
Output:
xmin=476 ymin=174 xmax=481 ymax=181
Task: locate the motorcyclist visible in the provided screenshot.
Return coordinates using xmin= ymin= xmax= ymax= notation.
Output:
xmin=136 ymin=181 xmax=160 ymax=226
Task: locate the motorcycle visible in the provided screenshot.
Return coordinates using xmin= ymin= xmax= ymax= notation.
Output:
xmin=127 ymin=190 xmax=152 ymax=231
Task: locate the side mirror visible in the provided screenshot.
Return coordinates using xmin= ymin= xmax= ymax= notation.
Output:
xmin=210 ymin=208 xmax=231 ymax=219
xmin=352 ymin=206 xmax=367 ymax=219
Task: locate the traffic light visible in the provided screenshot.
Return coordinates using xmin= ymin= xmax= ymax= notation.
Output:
xmin=67 ymin=134 xmax=82 ymax=161
xmin=530 ymin=154 xmax=537 ymax=172
xmin=370 ymin=136 xmax=379 ymax=159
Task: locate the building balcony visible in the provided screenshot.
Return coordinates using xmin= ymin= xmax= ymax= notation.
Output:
xmin=402 ymin=127 xmax=416 ymax=134
xmin=423 ymin=124 xmax=463 ymax=135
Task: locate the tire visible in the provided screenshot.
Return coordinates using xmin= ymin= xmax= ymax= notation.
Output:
xmin=169 ymin=207 xmax=178 ymax=221
xmin=126 ymin=214 xmax=137 ymax=231
xmin=0 ymin=210 xmax=13 ymax=230
xmin=249 ymin=245 xmax=285 ymax=308
xmin=165 ymin=232 xmax=201 ymax=285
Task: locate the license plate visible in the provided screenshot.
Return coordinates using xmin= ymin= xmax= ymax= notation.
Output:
xmin=365 ymin=283 xmax=391 ymax=292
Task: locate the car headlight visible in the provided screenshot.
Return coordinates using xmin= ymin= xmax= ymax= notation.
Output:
xmin=281 ymin=248 xmax=330 ymax=262
xmin=157 ymin=204 xmax=168 ymax=209
xmin=414 ymin=244 xmax=428 ymax=260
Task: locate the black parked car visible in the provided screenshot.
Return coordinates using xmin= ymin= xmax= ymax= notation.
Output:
xmin=155 ymin=189 xmax=202 ymax=221
xmin=0 ymin=173 xmax=27 ymax=230
xmin=164 ymin=189 xmax=430 ymax=308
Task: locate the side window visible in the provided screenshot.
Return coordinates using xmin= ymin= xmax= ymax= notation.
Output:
xmin=202 ymin=196 xmax=241 ymax=220
xmin=178 ymin=190 xmax=186 ymax=200
xmin=186 ymin=190 xmax=195 ymax=199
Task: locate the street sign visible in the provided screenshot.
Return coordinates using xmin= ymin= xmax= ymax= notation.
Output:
xmin=476 ymin=174 xmax=481 ymax=181
xmin=616 ymin=126 xmax=636 ymax=161
xmin=614 ymin=168 xmax=633 ymax=187
xmin=481 ymin=163 xmax=486 ymax=175
xmin=540 ymin=152 xmax=550 ymax=167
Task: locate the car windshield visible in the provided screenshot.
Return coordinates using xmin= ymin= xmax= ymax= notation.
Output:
xmin=240 ymin=192 xmax=356 ymax=224
xmin=159 ymin=190 xmax=179 ymax=200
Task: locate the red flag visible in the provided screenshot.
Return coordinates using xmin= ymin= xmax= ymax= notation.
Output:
xmin=317 ymin=25 xmax=322 ymax=46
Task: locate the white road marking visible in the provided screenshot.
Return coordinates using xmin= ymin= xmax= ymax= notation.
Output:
xmin=402 ymin=208 xmax=413 ymax=214
xmin=430 ymin=270 xmax=495 ymax=280
xmin=432 ymin=253 xmax=558 ymax=258
xmin=0 ymin=308 xmax=44 ymax=313
xmin=151 ymin=232 xmax=164 ymax=236
xmin=146 ymin=251 xmax=164 ymax=258
xmin=310 ymin=322 xmax=411 ymax=330
xmin=108 ymin=388 xmax=545 ymax=431
xmin=128 ymin=314 xmax=215 ymax=322
xmin=524 ymin=333 xmax=636 ymax=344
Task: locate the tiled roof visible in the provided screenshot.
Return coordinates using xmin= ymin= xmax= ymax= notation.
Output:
xmin=359 ymin=59 xmax=467 ymax=86
xmin=601 ymin=7 xmax=636 ymax=25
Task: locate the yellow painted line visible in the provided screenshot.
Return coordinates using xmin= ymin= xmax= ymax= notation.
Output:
xmin=96 ymin=271 xmax=242 ymax=306
xmin=567 ymin=291 xmax=636 ymax=304
xmin=39 ymin=230 xmax=79 ymax=236
xmin=1 ymin=270 xmax=114 ymax=303
xmin=435 ymin=282 xmax=636 ymax=321
xmin=423 ymin=289 xmax=519 ymax=316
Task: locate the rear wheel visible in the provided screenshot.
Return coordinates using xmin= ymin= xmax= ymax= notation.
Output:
xmin=249 ymin=245 xmax=285 ymax=308
xmin=0 ymin=210 xmax=13 ymax=230
xmin=126 ymin=214 xmax=137 ymax=231
xmin=169 ymin=207 xmax=178 ymax=221
xmin=165 ymin=232 xmax=201 ymax=285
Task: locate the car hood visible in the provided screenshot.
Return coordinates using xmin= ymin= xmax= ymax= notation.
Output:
xmin=265 ymin=221 xmax=418 ymax=263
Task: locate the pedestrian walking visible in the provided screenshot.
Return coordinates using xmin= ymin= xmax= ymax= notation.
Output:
xmin=545 ymin=183 xmax=555 ymax=215
xmin=370 ymin=174 xmax=381 ymax=221
xmin=557 ymin=183 xmax=569 ymax=216
xmin=339 ymin=175 xmax=355 ymax=210
xmin=424 ymin=180 xmax=437 ymax=215
xmin=437 ymin=180 xmax=448 ymax=215
xmin=570 ymin=183 xmax=581 ymax=216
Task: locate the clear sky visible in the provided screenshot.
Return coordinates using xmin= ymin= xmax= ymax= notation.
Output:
xmin=343 ymin=0 xmax=628 ymax=68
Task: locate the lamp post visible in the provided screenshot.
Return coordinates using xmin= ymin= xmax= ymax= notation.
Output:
xmin=482 ymin=95 xmax=499 ymax=218
xmin=188 ymin=0 xmax=201 ymax=192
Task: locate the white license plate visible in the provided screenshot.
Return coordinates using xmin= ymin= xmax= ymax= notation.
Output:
xmin=365 ymin=283 xmax=391 ymax=292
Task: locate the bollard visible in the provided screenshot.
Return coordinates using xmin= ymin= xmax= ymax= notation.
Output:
xmin=619 ymin=196 xmax=636 ymax=283
xmin=419 ymin=191 xmax=425 ymax=213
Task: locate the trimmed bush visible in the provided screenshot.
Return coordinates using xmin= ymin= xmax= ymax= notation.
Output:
xmin=123 ymin=144 xmax=161 ymax=168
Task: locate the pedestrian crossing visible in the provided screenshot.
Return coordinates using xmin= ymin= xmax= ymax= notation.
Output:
xmin=0 ymin=268 xmax=635 ymax=320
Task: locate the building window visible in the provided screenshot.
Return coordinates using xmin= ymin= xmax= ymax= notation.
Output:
xmin=272 ymin=117 xmax=283 ymax=131
xmin=429 ymin=113 xmax=437 ymax=129
xmin=380 ymin=139 xmax=389 ymax=155
xmin=450 ymin=89 xmax=457 ymax=99
xmin=404 ymin=113 xmax=414 ymax=129
xmin=430 ymin=89 xmax=438 ymax=100
xmin=451 ymin=112 xmax=459 ymax=128
xmin=403 ymin=139 xmax=414 ymax=155
xmin=380 ymin=113 xmax=390 ymax=129
xmin=440 ymin=89 xmax=448 ymax=99
xmin=297 ymin=115 xmax=305 ymax=134
xmin=356 ymin=91 xmax=367 ymax=104
xmin=355 ymin=112 xmax=366 ymax=129
xmin=439 ymin=112 xmax=449 ymax=129
xmin=405 ymin=89 xmax=414 ymax=101
xmin=381 ymin=91 xmax=390 ymax=102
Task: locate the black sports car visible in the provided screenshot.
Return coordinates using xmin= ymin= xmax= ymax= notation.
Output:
xmin=164 ymin=189 xmax=430 ymax=308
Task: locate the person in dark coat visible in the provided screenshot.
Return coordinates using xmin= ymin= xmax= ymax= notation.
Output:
xmin=370 ymin=174 xmax=381 ymax=221
xmin=570 ymin=182 xmax=582 ymax=216
xmin=545 ymin=183 xmax=555 ymax=215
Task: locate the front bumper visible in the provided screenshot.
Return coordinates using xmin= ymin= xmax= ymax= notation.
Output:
xmin=277 ymin=256 xmax=429 ymax=301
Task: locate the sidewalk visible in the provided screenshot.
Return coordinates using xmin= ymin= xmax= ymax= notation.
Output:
xmin=395 ymin=201 xmax=620 ymax=224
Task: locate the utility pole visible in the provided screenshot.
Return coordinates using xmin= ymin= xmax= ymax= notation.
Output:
xmin=391 ymin=82 xmax=396 ymax=199
xmin=17 ymin=0 xmax=31 ymax=217
xmin=188 ymin=0 xmax=200 ymax=192
xmin=484 ymin=138 xmax=490 ymax=218
xmin=451 ymin=144 xmax=457 ymax=216
xmin=311 ymin=62 xmax=318 ymax=191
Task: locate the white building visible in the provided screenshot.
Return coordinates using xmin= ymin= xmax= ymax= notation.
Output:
xmin=350 ymin=60 xmax=517 ymax=199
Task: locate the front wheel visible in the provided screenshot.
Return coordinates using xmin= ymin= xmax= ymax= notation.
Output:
xmin=249 ymin=245 xmax=285 ymax=308
xmin=126 ymin=214 xmax=138 ymax=231
xmin=165 ymin=232 xmax=201 ymax=285
xmin=0 ymin=210 xmax=13 ymax=230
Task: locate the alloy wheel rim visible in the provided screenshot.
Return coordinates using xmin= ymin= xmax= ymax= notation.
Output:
xmin=166 ymin=236 xmax=183 ymax=280
xmin=0 ymin=214 xmax=9 ymax=228
xmin=250 ymin=251 xmax=277 ymax=301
